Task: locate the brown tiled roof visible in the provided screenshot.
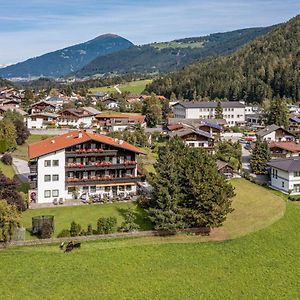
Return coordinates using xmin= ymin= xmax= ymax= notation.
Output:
xmin=95 ymin=114 xmax=145 ymax=120
xmin=28 ymin=130 xmax=145 ymax=159
xmin=269 ymin=141 xmax=300 ymax=152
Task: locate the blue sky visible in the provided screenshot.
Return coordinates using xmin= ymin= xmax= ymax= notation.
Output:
xmin=0 ymin=0 xmax=299 ymax=65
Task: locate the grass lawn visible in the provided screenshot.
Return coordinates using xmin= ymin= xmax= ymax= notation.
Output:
xmin=21 ymin=202 xmax=152 ymax=239
xmin=89 ymin=79 xmax=152 ymax=95
xmin=12 ymin=134 xmax=54 ymax=161
xmin=0 ymin=161 xmax=15 ymax=178
xmin=0 ymin=183 xmax=298 ymax=299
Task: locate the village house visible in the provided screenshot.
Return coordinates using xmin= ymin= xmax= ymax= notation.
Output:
xmin=169 ymin=127 xmax=215 ymax=152
xmin=172 ymin=101 xmax=245 ymax=127
xmin=29 ymin=100 xmax=57 ymax=114
xmin=102 ymin=98 xmax=120 ymax=110
xmin=27 ymin=112 xmax=58 ymax=129
xmin=268 ymin=141 xmax=300 ymax=159
xmin=267 ymin=157 xmax=300 ymax=195
xmin=256 ymin=124 xmax=295 ymax=142
xmin=288 ymin=116 xmax=300 ymax=133
xmin=57 ymin=108 xmax=97 ymax=128
xmin=0 ymin=106 xmax=27 ymax=118
xmin=216 ymin=160 xmax=234 ymax=178
xmin=93 ymin=114 xmax=146 ymax=132
xmin=28 ymin=130 xmax=145 ymax=204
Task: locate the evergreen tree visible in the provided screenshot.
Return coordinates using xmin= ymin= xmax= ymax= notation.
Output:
xmin=250 ymin=138 xmax=271 ymax=174
xmin=266 ymin=97 xmax=289 ymax=128
xmin=215 ymin=101 xmax=223 ymax=119
xmin=0 ymin=120 xmax=17 ymax=152
xmin=142 ymin=93 xmax=162 ymax=127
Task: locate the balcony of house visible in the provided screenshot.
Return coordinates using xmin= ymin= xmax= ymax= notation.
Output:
xmin=66 ymin=175 xmax=142 ymax=186
xmin=65 ymin=148 xmax=118 ymax=157
xmin=28 ymin=161 xmax=37 ymax=174
xmin=28 ymin=174 xmax=37 ymax=189
xmin=65 ymin=160 xmax=137 ymax=171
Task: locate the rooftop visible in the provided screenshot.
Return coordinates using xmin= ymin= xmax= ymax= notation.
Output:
xmin=28 ymin=130 xmax=145 ymax=160
xmin=174 ymin=101 xmax=245 ymax=109
xmin=269 ymin=141 xmax=300 ymax=152
xmin=95 ymin=114 xmax=145 ymax=120
xmin=267 ymin=157 xmax=300 ymax=172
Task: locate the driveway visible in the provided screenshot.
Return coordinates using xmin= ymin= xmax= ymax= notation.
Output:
xmin=13 ymin=158 xmax=29 ymax=183
xmin=241 ymin=146 xmax=251 ymax=172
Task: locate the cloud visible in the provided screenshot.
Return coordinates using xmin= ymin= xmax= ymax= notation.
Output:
xmin=0 ymin=0 xmax=299 ymax=64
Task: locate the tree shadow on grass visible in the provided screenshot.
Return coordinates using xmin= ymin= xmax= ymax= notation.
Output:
xmin=117 ymin=206 xmax=153 ymax=231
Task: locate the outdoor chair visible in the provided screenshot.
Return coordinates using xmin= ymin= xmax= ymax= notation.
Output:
xmin=53 ymin=198 xmax=58 ymax=205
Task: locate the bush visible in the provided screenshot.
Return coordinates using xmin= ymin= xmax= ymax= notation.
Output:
xmin=40 ymin=222 xmax=53 ymax=239
xmin=97 ymin=217 xmax=117 ymax=234
xmin=1 ymin=153 xmax=12 ymax=165
xmin=119 ymin=208 xmax=140 ymax=232
xmin=87 ymin=224 xmax=93 ymax=235
xmin=70 ymin=221 xmax=82 ymax=237
xmin=57 ymin=229 xmax=70 ymax=238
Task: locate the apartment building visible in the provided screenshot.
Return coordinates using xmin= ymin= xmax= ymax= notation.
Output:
xmin=28 ymin=130 xmax=145 ymax=204
xmin=172 ymin=101 xmax=245 ymax=126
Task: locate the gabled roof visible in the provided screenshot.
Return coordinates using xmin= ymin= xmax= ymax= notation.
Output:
xmin=28 ymin=130 xmax=145 ymax=159
xmin=31 ymin=100 xmax=56 ymax=108
xmin=173 ymin=101 xmax=245 ymax=109
xmin=95 ymin=113 xmax=145 ymax=120
xmin=216 ymin=160 xmax=232 ymax=171
xmin=267 ymin=157 xmax=300 ymax=172
xmin=81 ymin=107 xmax=101 ymax=115
xmin=170 ymin=128 xmax=213 ymax=139
xmin=28 ymin=112 xmax=58 ymax=118
xmin=289 ymin=116 xmax=300 ymax=124
xmin=256 ymin=124 xmax=294 ymax=138
xmin=269 ymin=141 xmax=300 ymax=153
xmin=0 ymin=106 xmax=27 ymax=116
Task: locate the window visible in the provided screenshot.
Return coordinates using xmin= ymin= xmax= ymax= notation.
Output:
xmin=44 ymin=190 xmax=51 ymax=198
xmin=52 ymin=174 xmax=59 ymax=181
xmin=294 ymin=184 xmax=300 ymax=193
xmin=294 ymin=171 xmax=300 ymax=177
xmin=53 ymin=160 xmax=59 ymax=166
xmin=275 ymin=170 xmax=278 ymax=179
xmin=90 ymin=186 xmax=96 ymax=193
xmin=52 ymin=190 xmax=59 ymax=197
xmin=189 ymin=143 xmax=195 ymax=147
xmin=83 ymin=186 xmax=89 ymax=192
xmin=119 ymin=186 xmax=125 ymax=192
xmin=282 ymin=181 xmax=285 ymax=188
xmin=126 ymin=185 xmax=132 ymax=191
xmin=44 ymin=160 xmax=51 ymax=167
xmin=44 ymin=175 xmax=51 ymax=182
xmin=105 ymin=186 xmax=110 ymax=192
xmin=68 ymin=187 xmax=75 ymax=194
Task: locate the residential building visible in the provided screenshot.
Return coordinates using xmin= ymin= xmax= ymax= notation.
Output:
xmin=93 ymin=114 xmax=146 ymax=132
xmin=256 ymin=124 xmax=295 ymax=142
xmin=103 ymin=98 xmax=120 ymax=110
xmin=57 ymin=108 xmax=95 ymax=128
xmin=216 ymin=160 xmax=234 ymax=177
xmin=267 ymin=157 xmax=300 ymax=195
xmin=29 ymin=100 xmax=57 ymax=114
xmin=27 ymin=113 xmax=58 ymax=129
xmin=0 ymin=106 xmax=27 ymax=118
xmin=169 ymin=128 xmax=214 ymax=152
xmin=172 ymin=101 xmax=245 ymax=126
xmin=28 ymin=130 xmax=145 ymax=204
xmin=288 ymin=116 xmax=300 ymax=133
xmin=268 ymin=141 xmax=300 ymax=158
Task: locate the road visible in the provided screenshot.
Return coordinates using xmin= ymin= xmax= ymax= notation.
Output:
xmin=241 ymin=146 xmax=251 ymax=172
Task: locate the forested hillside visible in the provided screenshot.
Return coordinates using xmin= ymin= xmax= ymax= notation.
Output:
xmin=146 ymin=15 xmax=300 ymax=103
xmin=75 ymin=26 xmax=275 ymax=77
xmin=0 ymin=78 xmax=13 ymax=88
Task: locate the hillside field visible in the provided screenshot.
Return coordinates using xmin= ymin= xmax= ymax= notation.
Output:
xmin=89 ymin=79 xmax=152 ymax=94
xmin=0 ymin=181 xmax=299 ymax=299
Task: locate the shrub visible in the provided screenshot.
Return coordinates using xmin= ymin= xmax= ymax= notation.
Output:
xmin=40 ymin=222 xmax=53 ymax=239
xmin=70 ymin=221 xmax=81 ymax=237
xmin=97 ymin=217 xmax=117 ymax=234
xmin=1 ymin=153 xmax=12 ymax=165
xmin=119 ymin=208 xmax=140 ymax=232
xmin=87 ymin=224 xmax=93 ymax=235
xmin=57 ymin=229 xmax=70 ymax=238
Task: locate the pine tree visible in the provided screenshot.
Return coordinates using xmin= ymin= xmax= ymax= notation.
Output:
xmin=215 ymin=101 xmax=223 ymax=119
xmin=142 ymin=93 xmax=162 ymax=127
xmin=250 ymin=138 xmax=271 ymax=174
xmin=267 ymin=97 xmax=289 ymax=128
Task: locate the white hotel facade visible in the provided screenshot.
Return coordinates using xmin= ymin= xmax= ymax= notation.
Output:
xmin=172 ymin=101 xmax=246 ymax=126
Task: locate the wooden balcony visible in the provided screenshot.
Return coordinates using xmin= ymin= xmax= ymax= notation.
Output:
xmin=65 ymin=149 xmax=118 ymax=157
xmin=65 ymin=161 xmax=137 ymax=171
xmin=65 ymin=176 xmax=142 ymax=186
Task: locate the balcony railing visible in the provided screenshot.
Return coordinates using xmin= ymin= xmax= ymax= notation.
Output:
xmin=66 ymin=149 xmax=118 ymax=157
xmin=66 ymin=175 xmax=142 ymax=186
xmin=65 ymin=161 xmax=137 ymax=171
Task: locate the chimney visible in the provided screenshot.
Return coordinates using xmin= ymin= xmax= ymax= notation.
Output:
xmin=119 ymin=139 xmax=124 ymax=145
xmin=51 ymin=140 xmax=55 ymax=144
xmin=78 ymin=132 xmax=83 ymax=139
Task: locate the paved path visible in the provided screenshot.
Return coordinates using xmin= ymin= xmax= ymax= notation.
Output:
xmin=13 ymin=158 xmax=29 ymax=183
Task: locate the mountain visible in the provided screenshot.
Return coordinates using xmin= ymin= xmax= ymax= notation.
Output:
xmin=75 ymin=26 xmax=275 ymax=77
xmin=146 ymin=15 xmax=300 ymax=103
xmin=0 ymin=34 xmax=134 ymax=78
xmin=0 ymin=78 xmax=14 ymax=88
